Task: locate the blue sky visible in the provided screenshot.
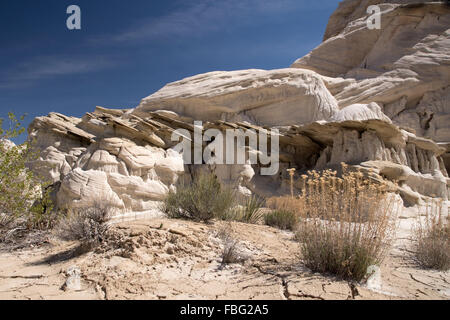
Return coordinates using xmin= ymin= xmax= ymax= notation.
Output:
xmin=0 ymin=0 xmax=339 ymax=143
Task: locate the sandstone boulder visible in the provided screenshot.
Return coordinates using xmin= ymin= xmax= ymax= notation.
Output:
xmin=133 ymin=69 xmax=340 ymax=126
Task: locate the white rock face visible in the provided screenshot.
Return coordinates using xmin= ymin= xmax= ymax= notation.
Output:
xmin=28 ymin=110 xmax=185 ymax=212
xmin=331 ymin=102 xmax=391 ymax=122
xmin=291 ymin=2 xmax=450 ymax=145
xmin=134 ymin=69 xmax=340 ymax=126
xmin=28 ymin=105 xmax=449 ymax=213
xmin=322 ymin=0 xmax=441 ymax=42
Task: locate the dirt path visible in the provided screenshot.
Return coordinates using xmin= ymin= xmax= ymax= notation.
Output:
xmin=0 ymin=217 xmax=448 ymax=300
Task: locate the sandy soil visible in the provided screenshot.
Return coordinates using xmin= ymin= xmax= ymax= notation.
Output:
xmin=0 ymin=215 xmax=448 ymax=300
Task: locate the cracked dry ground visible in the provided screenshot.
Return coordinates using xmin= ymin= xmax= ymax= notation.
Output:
xmin=0 ymin=218 xmax=449 ymax=300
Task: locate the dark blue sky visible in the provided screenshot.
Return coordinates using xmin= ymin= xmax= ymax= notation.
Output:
xmin=0 ymin=0 xmax=339 ymax=143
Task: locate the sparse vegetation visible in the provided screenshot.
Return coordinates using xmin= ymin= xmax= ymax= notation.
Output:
xmin=233 ymin=195 xmax=265 ymax=224
xmin=221 ymin=236 xmax=241 ymax=265
xmin=264 ymin=210 xmax=297 ymax=230
xmin=55 ymin=202 xmax=114 ymax=252
xmin=0 ymin=112 xmax=54 ymax=243
xmin=217 ymin=225 xmax=246 ymax=265
xmin=295 ymin=165 xmax=398 ymax=282
xmin=413 ymin=200 xmax=449 ymax=271
xmin=267 ymin=195 xmax=304 ymax=213
xmin=163 ymin=172 xmax=235 ymax=222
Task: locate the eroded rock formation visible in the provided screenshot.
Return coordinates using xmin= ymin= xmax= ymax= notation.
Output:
xmin=292 ymin=2 xmax=450 ymax=145
xmin=27 ymin=1 xmax=450 ymax=212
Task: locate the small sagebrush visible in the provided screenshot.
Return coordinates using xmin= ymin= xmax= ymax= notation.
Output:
xmin=163 ymin=172 xmax=235 ymax=222
xmin=295 ymin=164 xmax=398 ymax=282
xmin=221 ymin=237 xmax=241 ymax=264
xmin=414 ymin=200 xmax=449 ymax=271
xmin=55 ymin=203 xmax=113 ymax=252
xmin=264 ymin=210 xmax=297 ymax=230
xmin=217 ymin=225 xmax=246 ymax=265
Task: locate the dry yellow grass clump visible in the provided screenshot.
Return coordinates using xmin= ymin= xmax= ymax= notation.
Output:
xmin=292 ymin=164 xmax=399 ymax=281
xmin=267 ymin=195 xmax=304 ymax=214
xmin=414 ymin=200 xmax=449 ymax=271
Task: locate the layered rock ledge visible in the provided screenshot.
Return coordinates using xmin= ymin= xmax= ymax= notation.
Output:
xmin=28 ymin=105 xmax=449 ymax=212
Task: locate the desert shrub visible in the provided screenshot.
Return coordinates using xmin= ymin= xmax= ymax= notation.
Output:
xmin=413 ymin=200 xmax=449 ymax=271
xmin=264 ymin=210 xmax=297 ymax=230
xmin=295 ymin=164 xmax=398 ymax=282
xmin=221 ymin=236 xmax=240 ymax=264
xmin=55 ymin=203 xmax=113 ymax=252
xmin=232 ymin=195 xmax=265 ymax=224
xmin=163 ymin=172 xmax=236 ymax=222
xmin=264 ymin=195 xmax=302 ymax=230
xmin=0 ymin=113 xmax=54 ymax=237
xmin=217 ymin=225 xmax=246 ymax=265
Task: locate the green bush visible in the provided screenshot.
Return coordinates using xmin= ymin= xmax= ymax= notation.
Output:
xmin=264 ymin=210 xmax=297 ymax=230
xmin=163 ymin=172 xmax=235 ymax=222
xmin=0 ymin=112 xmax=54 ymax=234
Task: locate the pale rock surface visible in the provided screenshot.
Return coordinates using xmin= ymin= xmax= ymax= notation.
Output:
xmin=134 ymin=69 xmax=340 ymax=126
xmin=366 ymin=265 xmax=382 ymax=292
xmin=27 ymin=106 xmax=449 ymax=212
xmin=331 ymin=102 xmax=391 ymax=122
xmin=291 ymin=0 xmax=450 ymax=170
xmin=323 ymin=0 xmax=442 ymax=42
xmin=28 ymin=109 xmax=186 ymax=212
xmin=293 ymin=3 xmax=450 ymax=82
xmin=62 ymin=266 xmax=82 ymax=292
